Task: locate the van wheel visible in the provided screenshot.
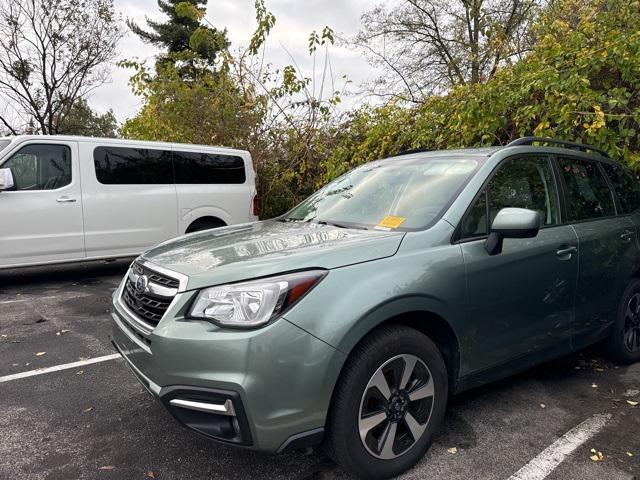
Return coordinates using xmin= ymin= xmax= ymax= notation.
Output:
xmin=607 ymin=279 xmax=640 ymax=364
xmin=185 ymin=217 xmax=225 ymax=233
xmin=325 ymin=326 xmax=447 ymax=479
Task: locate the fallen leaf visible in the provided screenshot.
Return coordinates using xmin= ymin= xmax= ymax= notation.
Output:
xmin=627 ymin=400 xmax=638 ymax=406
xmin=83 ymin=407 xmax=93 ymax=413
xmin=35 ymin=352 xmax=46 ymax=356
xmin=590 ymin=449 xmax=604 ymax=462
xmin=145 ymin=472 xmax=156 ymax=479
xmin=447 ymin=447 xmax=458 ymax=454
xmin=540 ymin=403 xmax=546 ymax=409
xmin=98 ymin=465 xmax=115 ymax=470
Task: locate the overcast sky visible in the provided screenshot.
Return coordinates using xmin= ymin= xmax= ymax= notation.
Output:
xmin=89 ymin=0 xmax=381 ymax=123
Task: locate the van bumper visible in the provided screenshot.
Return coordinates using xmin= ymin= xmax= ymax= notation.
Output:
xmin=110 ymin=289 xmax=346 ymax=452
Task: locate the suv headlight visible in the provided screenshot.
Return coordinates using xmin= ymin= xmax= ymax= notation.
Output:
xmin=188 ymin=270 xmax=327 ymax=329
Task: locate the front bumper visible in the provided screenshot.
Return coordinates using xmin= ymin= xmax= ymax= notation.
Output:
xmin=110 ymin=281 xmax=346 ymax=452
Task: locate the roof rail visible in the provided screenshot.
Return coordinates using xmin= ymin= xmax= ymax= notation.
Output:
xmin=506 ymin=136 xmax=610 ymax=158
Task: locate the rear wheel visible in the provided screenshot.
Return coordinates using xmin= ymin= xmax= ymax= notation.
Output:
xmin=606 ymin=279 xmax=640 ymax=364
xmin=325 ymin=326 xmax=448 ymax=479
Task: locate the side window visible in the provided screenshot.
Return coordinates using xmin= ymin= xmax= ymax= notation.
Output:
xmin=558 ymin=157 xmax=615 ymax=220
xmin=173 ymin=151 xmax=246 ymax=184
xmin=93 ymin=147 xmax=173 ymax=184
xmin=460 ymin=156 xmax=559 ymax=239
xmin=2 ymin=144 xmax=71 ymax=190
xmin=600 ymin=162 xmax=640 ymax=214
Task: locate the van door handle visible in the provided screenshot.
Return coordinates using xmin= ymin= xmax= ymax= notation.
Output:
xmin=556 ymin=246 xmax=577 ymax=258
xmin=621 ymin=230 xmax=634 ymax=242
xmin=56 ymin=196 xmax=76 ymax=203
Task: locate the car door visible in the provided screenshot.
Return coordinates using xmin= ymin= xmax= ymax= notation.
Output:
xmin=80 ymin=143 xmax=179 ymax=258
xmin=556 ymin=156 xmax=638 ymax=349
xmin=458 ymin=155 xmax=579 ymax=373
xmin=0 ymin=141 xmax=85 ymax=267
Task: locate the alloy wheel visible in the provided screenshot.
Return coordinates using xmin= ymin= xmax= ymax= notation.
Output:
xmin=624 ymin=293 xmax=640 ymax=352
xmin=358 ymin=354 xmax=435 ymax=460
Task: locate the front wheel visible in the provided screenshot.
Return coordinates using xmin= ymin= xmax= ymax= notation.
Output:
xmin=324 ymin=326 xmax=448 ymax=479
xmin=607 ymin=279 xmax=640 ymax=364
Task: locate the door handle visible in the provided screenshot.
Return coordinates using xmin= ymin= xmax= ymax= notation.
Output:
xmin=621 ymin=230 xmax=635 ymax=242
xmin=556 ymin=246 xmax=577 ymax=258
xmin=56 ymin=196 xmax=76 ymax=203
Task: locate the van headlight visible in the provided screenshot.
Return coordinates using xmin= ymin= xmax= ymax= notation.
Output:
xmin=188 ymin=270 xmax=327 ymax=328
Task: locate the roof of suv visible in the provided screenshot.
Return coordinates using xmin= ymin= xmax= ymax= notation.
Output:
xmin=389 ymin=137 xmax=613 ymax=163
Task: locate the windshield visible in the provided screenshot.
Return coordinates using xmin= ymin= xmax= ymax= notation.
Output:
xmin=0 ymin=139 xmax=11 ymax=155
xmin=284 ymin=156 xmax=480 ymax=231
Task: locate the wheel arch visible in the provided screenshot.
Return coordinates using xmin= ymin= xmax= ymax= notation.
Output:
xmin=329 ymin=308 xmax=463 ymax=406
xmin=185 ymin=215 xmax=227 ymax=233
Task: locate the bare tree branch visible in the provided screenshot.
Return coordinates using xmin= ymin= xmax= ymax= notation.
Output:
xmin=0 ymin=0 xmax=124 ymax=134
xmin=351 ymin=0 xmax=543 ymax=102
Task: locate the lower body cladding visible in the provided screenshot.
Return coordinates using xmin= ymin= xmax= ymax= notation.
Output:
xmin=110 ymin=293 xmax=346 ymax=453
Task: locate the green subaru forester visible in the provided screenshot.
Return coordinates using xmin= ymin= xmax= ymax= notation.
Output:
xmin=111 ymin=137 xmax=640 ymax=479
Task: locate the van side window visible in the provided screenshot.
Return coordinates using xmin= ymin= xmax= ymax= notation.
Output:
xmin=94 ymin=147 xmax=173 ymax=184
xmin=173 ymin=151 xmax=246 ymax=184
xmin=600 ymin=162 xmax=640 ymax=214
xmin=460 ymin=157 xmax=558 ymax=239
xmin=558 ymin=157 xmax=615 ymax=220
xmin=2 ymin=144 xmax=71 ymax=190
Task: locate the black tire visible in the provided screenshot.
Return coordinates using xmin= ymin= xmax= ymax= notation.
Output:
xmin=185 ymin=217 xmax=225 ymax=233
xmin=606 ymin=278 xmax=640 ymax=364
xmin=324 ymin=325 xmax=448 ymax=479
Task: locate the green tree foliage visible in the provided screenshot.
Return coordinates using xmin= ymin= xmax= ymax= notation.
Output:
xmin=122 ymin=1 xmax=343 ymax=218
xmin=325 ymin=0 xmax=640 ymax=182
xmin=123 ymin=0 xmax=640 ymax=218
xmin=57 ymin=98 xmax=118 ymax=138
xmin=128 ymin=0 xmax=229 ymax=68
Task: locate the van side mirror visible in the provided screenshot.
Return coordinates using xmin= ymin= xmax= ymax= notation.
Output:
xmin=0 ymin=168 xmax=14 ymax=191
xmin=484 ymin=208 xmax=541 ymax=256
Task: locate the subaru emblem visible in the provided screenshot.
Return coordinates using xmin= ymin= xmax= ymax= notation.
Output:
xmin=135 ymin=275 xmax=149 ymax=294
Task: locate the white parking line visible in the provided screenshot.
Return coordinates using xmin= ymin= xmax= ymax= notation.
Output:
xmin=0 ymin=354 xmax=121 ymax=384
xmin=507 ymin=413 xmax=612 ymax=480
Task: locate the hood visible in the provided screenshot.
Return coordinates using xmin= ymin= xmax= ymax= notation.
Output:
xmin=141 ymin=220 xmax=405 ymax=290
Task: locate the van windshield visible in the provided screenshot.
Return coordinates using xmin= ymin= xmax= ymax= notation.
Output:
xmin=283 ymin=156 xmax=480 ymax=231
xmin=0 ymin=139 xmax=11 ymax=154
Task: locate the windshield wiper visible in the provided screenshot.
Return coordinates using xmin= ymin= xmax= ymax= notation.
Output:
xmin=316 ymin=220 xmax=368 ymax=230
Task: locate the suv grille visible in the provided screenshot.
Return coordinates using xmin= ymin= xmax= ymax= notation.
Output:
xmin=122 ymin=262 xmax=179 ymax=328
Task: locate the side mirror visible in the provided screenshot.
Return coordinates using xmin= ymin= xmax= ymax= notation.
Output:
xmin=485 ymin=207 xmax=541 ymax=256
xmin=0 ymin=168 xmax=14 ymax=191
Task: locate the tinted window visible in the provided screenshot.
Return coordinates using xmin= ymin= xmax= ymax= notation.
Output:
xmin=461 ymin=156 xmax=559 ymax=239
xmin=601 ymin=162 xmax=640 ymax=214
xmin=2 ymin=144 xmax=71 ymax=190
xmin=173 ymin=151 xmax=245 ymax=184
xmin=558 ymin=157 xmax=615 ymax=220
xmin=94 ymin=147 xmax=172 ymax=184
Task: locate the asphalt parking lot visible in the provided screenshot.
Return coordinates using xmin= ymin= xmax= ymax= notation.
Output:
xmin=0 ymin=261 xmax=639 ymax=480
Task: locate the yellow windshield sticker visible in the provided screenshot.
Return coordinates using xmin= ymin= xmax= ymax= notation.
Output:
xmin=377 ymin=216 xmax=405 ymax=229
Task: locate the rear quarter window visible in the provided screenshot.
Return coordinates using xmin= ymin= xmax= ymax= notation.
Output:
xmin=558 ymin=157 xmax=615 ymax=221
xmin=173 ymin=151 xmax=246 ymax=184
xmin=600 ymin=162 xmax=640 ymax=214
xmin=93 ymin=146 xmax=173 ymax=184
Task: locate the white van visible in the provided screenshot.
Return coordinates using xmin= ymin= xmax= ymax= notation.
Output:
xmin=0 ymin=135 xmax=258 ymax=269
